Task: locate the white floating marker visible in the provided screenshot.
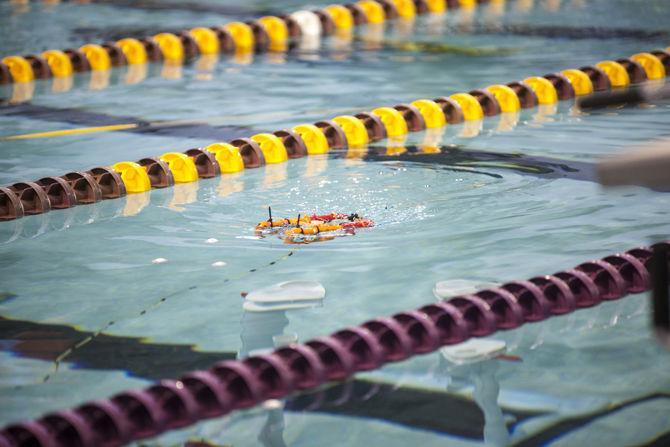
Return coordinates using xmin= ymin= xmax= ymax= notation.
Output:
xmin=205 ymin=238 xmax=219 ymax=244
xmin=211 ymin=261 xmax=227 ymax=268
xmin=273 ymin=333 xmax=298 ymax=347
xmin=151 ymin=258 xmax=168 ymax=264
xmin=243 ymin=301 xmax=321 ymax=312
xmin=433 ymin=279 xmax=500 ymax=300
xmin=291 ymin=10 xmax=322 ymax=52
xmin=441 ymin=339 xmax=507 ymax=365
xmin=245 ymin=280 xmax=325 ymax=303
xmin=290 ymin=10 xmax=322 ymax=37
xmin=243 ymin=280 xmax=325 ymax=312
xmin=262 ymin=399 xmax=284 ymax=410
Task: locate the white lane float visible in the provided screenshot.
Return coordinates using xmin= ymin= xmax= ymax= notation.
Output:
xmin=433 ymin=279 xmax=499 ymax=300
xmin=243 ymin=280 xmax=325 ymax=312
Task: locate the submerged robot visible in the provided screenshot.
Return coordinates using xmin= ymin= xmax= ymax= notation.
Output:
xmin=256 ymin=208 xmax=374 ymax=244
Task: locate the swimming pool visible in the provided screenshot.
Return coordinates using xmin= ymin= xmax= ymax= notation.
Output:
xmin=1 ymin=0 xmax=670 ymax=446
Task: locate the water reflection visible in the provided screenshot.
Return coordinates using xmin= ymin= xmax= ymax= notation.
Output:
xmin=239 ymin=288 xmax=325 ymax=445
xmin=0 ymin=188 xmax=150 ymax=244
xmin=440 ymin=354 xmax=511 ymax=446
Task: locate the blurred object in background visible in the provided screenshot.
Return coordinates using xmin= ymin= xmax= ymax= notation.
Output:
xmin=597 ymin=138 xmax=670 ymax=191
xmin=578 ymin=83 xmax=670 ymax=110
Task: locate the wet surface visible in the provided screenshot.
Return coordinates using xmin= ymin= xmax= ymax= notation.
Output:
xmin=1 ymin=0 xmax=670 ymax=445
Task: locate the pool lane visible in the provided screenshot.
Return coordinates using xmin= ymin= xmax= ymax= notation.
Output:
xmin=0 ymin=103 xmax=252 ymax=141
xmin=4 ymin=314 xmax=670 ymax=446
xmin=0 ymin=95 xmax=668 ymax=244
xmin=1 ymin=140 xmax=669 ymax=428
xmin=1 ymin=1 xmax=668 ymax=193
xmin=0 ymin=143 xmax=601 ymax=246
xmin=0 ymin=317 xmax=541 ymax=440
xmin=1 ymin=20 xmax=665 ymax=108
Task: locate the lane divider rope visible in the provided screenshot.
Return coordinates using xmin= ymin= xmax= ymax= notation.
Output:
xmin=0 ymin=0 xmax=594 ymax=105
xmin=1 ymin=241 xmax=667 ymax=446
xmin=0 ymin=0 xmax=491 ymax=87
xmin=1 ymin=47 xmax=668 ymax=222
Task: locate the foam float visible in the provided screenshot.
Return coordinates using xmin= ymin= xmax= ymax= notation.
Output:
xmin=243 ymin=280 xmax=326 ymax=312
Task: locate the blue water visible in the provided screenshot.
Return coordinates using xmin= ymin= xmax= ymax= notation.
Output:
xmin=1 ymin=1 xmax=670 ymax=446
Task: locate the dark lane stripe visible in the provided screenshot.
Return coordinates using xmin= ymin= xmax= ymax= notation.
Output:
xmin=287 ymin=379 xmax=540 ymax=440
xmin=0 ymin=104 xmax=251 ymax=141
xmin=514 ymin=395 xmax=670 ymax=447
xmin=478 ymin=24 xmax=668 ymax=41
xmin=359 ymin=145 xmax=598 ymax=182
xmin=79 ymin=0 xmax=279 ymax=17
xmin=645 ymin=431 xmax=670 ymax=446
xmin=0 ymin=316 xmax=233 ymax=380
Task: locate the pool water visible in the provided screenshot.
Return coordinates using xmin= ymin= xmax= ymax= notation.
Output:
xmin=1 ymin=1 xmax=670 ymax=446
